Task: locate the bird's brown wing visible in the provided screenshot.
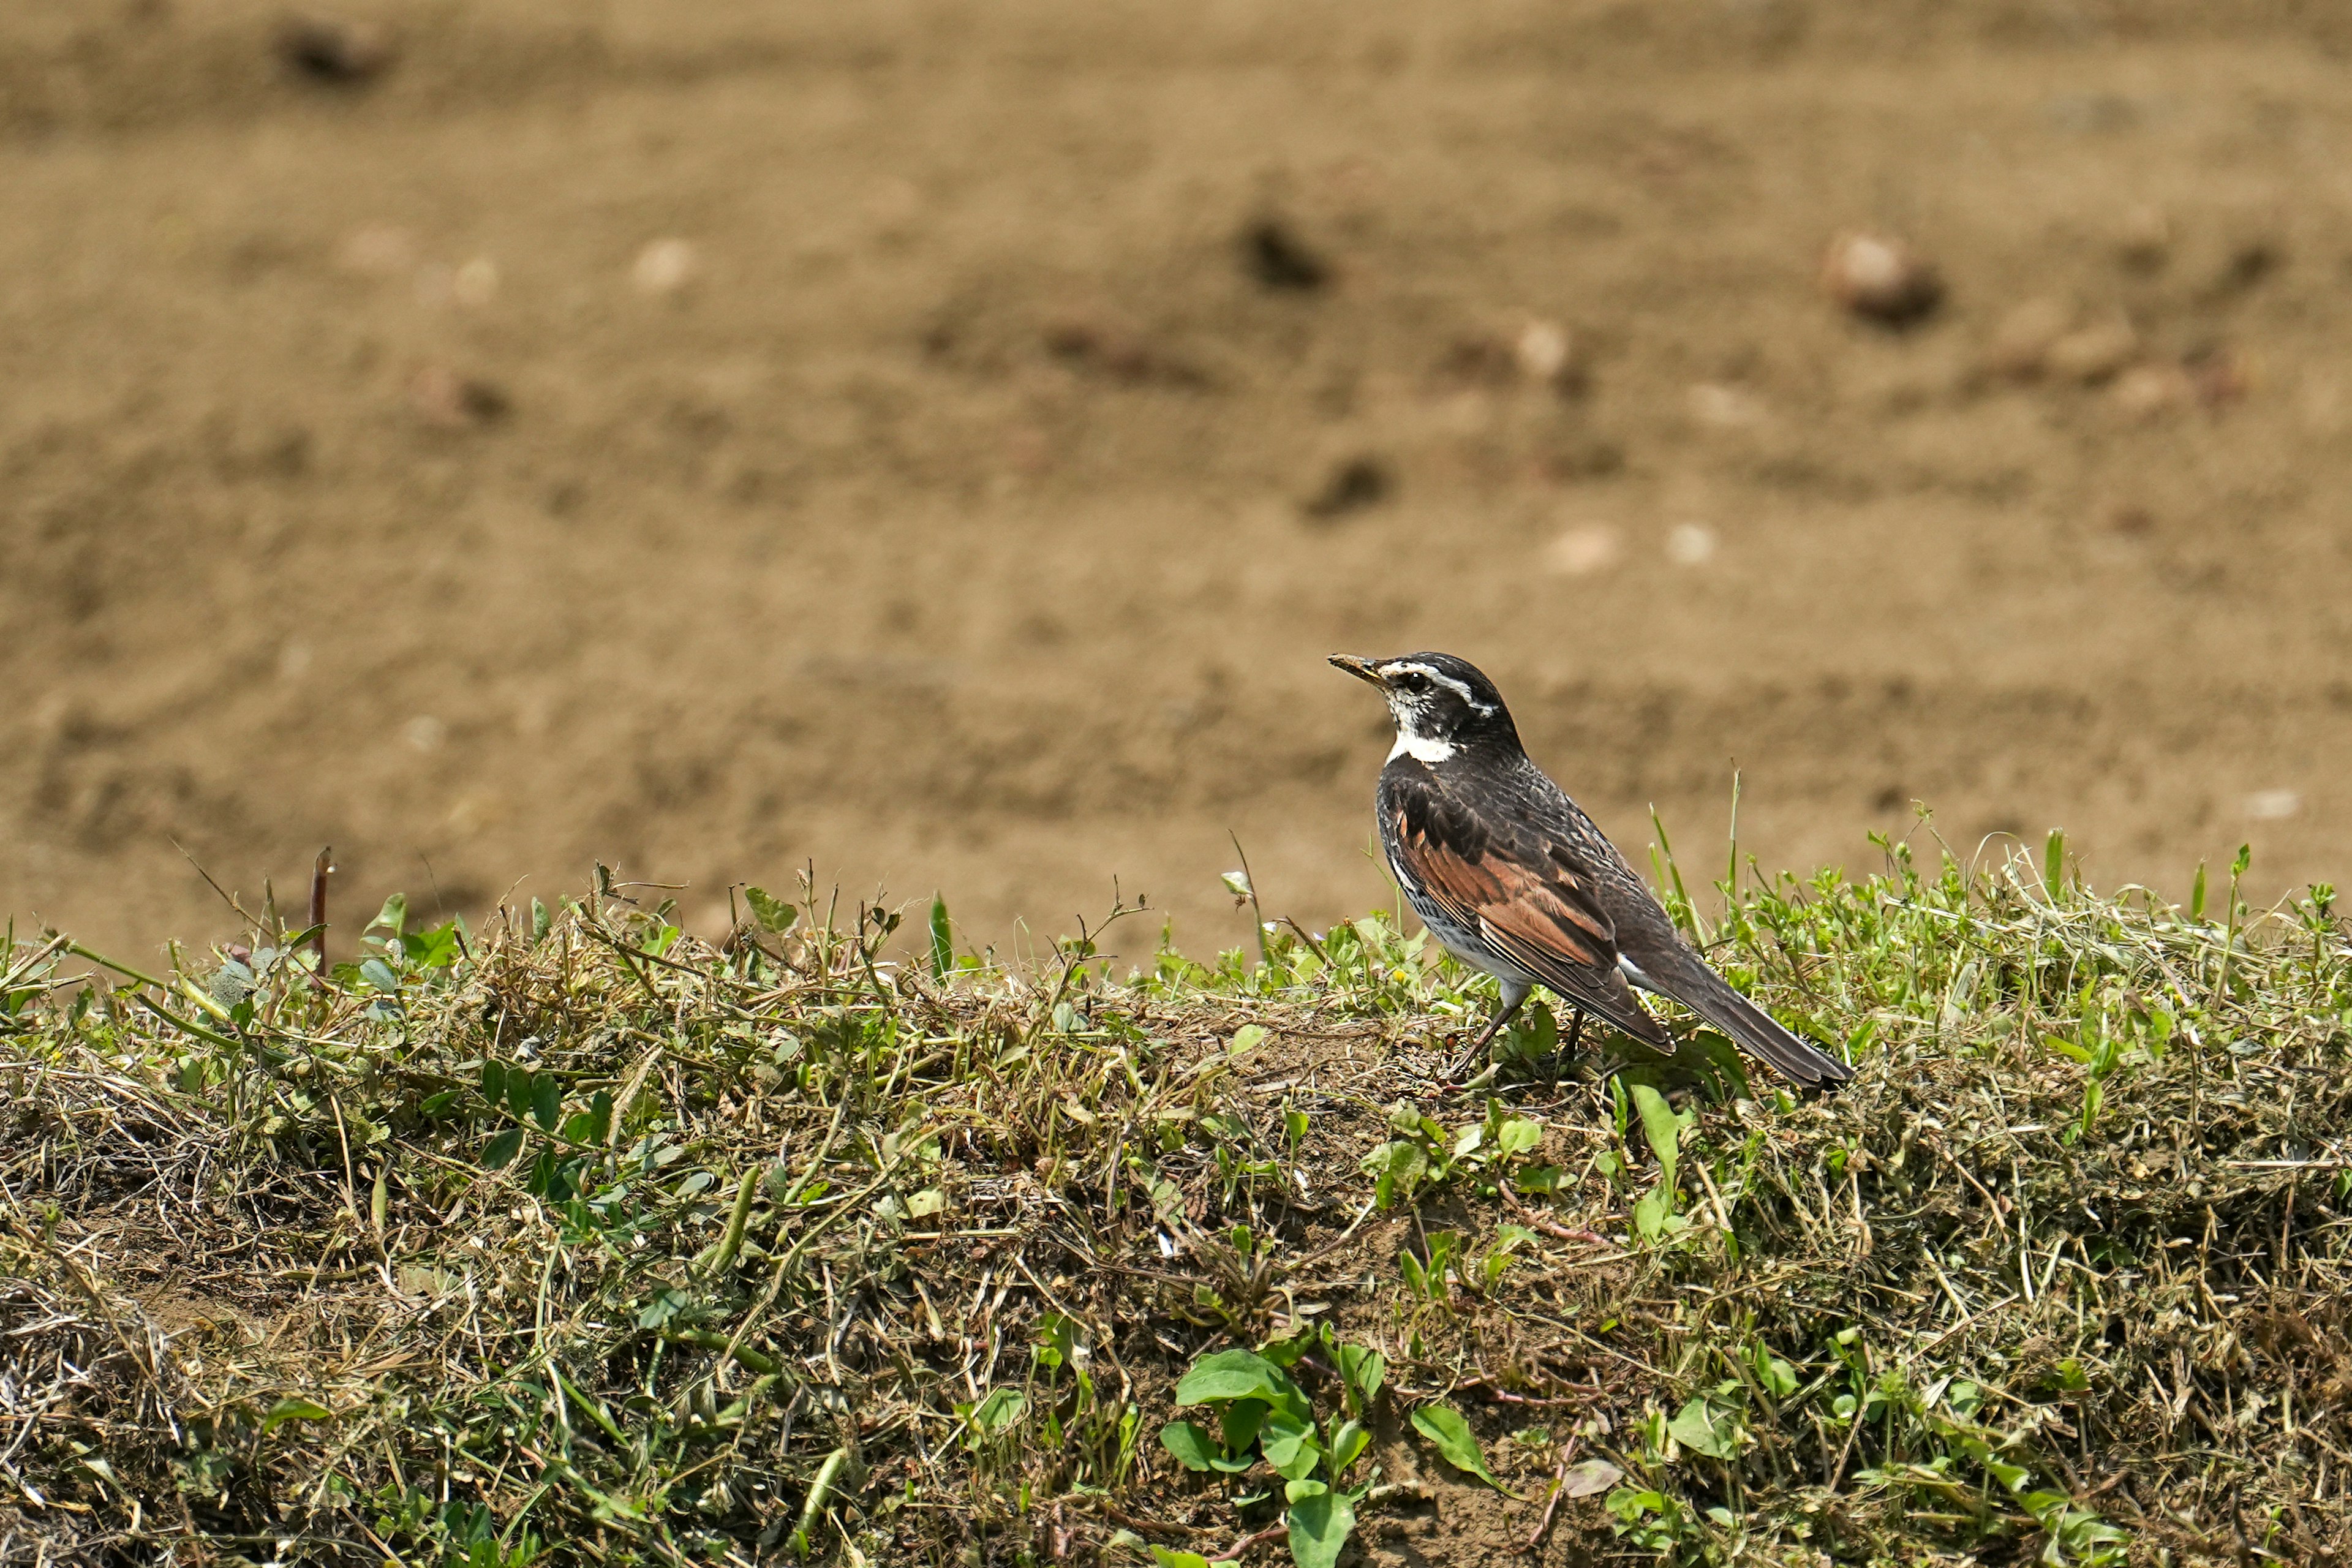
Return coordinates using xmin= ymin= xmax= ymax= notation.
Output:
xmin=1388 ymin=769 xmax=1669 ymax=1047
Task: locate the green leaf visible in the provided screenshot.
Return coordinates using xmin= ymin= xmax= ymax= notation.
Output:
xmin=744 ymin=886 xmax=798 ymax=935
xmin=1496 ymin=1117 xmax=1542 ymax=1158
xmin=966 ymin=1387 xmax=1026 ymax=1439
xmin=1326 ymin=1418 xmax=1371 ymax=1477
xmin=1559 ymin=1459 xmax=1623 ymax=1498
xmin=1149 ymin=1551 xmax=1212 ymax=1568
xmin=2043 ymin=828 xmax=2067 ymax=899
xmin=1158 ymin=1421 xmax=1219 ymax=1472
xmin=505 ymin=1068 xmax=534 ymax=1121
xmin=584 ymin=1089 xmax=613 ymax=1146
xmin=1632 ymin=1183 xmax=1674 ymax=1242
xmin=635 ymin=1287 xmax=689 ymax=1329
xmin=929 ymin=895 xmax=954 ymax=981
xmin=1219 ymin=1398 xmax=1269 ymax=1456
xmin=481 ymin=1128 xmax=525 ymax=1170
xmin=1175 ymin=1350 xmax=1310 ymax=1419
xmin=1667 ymin=1390 xmax=1744 ymax=1459
xmin=367 ymin=892 xmax=408 ymax=939
xmin=479 ymin=1059 xmax=507 ymax=1104
xmin=1627 ymin=1084 xmax=1684 ymax=1188
xmin=1259 ymin=1411 xmax=1321 ymax=1481
xmin=1410 ymin=1403 xmax=1510 ymax=1493
xmin=1335 ymin=1343 xmax=1385 ymax=1417
xmin=530 ymin=897 xmax=552 ymax=943
xmin=260 ymin=1397 xmax=333 ymax=1436
xmin=1284 ymin=1488 xmax=1355 ymax=1568
xmin=530 ymin=1073 xmax=562 ymax=1133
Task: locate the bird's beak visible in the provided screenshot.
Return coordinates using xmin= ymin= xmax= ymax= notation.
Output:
xmin=1327 ymin=654 xmax=1385 ymax=687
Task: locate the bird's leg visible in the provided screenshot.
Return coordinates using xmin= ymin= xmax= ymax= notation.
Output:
xmin=1540 ymin=1006 xmax=1588 ymax=1087
xmin=1450 ymin=982 xmax=1528 ymax=1078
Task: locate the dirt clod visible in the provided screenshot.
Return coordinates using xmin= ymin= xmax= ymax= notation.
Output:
xmin=1243 ymin=217 xmax=1331 ymax=292
xmin=409 ymin=366 xmax=510 ymax=429
xmin=1820 ymin=230 xmax=1943 ymax=326
xmin=1302 ymin=454 xmax=1391 ymax=518
xmin=277 ymin=14 xmax=396 ymax=84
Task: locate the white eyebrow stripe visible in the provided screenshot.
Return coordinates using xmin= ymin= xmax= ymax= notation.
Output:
xmin=1384 ymin=662 xmax=1497 ymax=717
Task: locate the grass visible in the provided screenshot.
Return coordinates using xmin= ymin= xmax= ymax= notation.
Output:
xmin=2 ymin=826 xmax=2350 ymax=1567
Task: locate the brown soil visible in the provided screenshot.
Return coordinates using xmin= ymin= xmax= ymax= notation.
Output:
xmin=10 ymin=1 xmax=2352 ymax=970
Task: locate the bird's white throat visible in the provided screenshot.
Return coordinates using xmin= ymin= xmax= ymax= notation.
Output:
xmin=1387 ymin=731 xmax=1457 ymax=764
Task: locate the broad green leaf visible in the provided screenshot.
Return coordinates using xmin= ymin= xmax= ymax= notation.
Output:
xmin=1326 ymin=1419 xmax=1371 ymax=1476
xmin=1284 ymin=1487 xmax=1355 ymax=1568
xmin=744 ymin=886 xmax=797 ymax=935
xmin=1559 ymin=1459 xmax=1623 ymax=1498
xmin=1150 ymin=1551 xmax=1212 ymax=1568
xmin=480 ymin=1059 xmax=507 ymax=1103
xmin=1632 ymin=1183 xmax=1675 ymax=1242
xmin=1335 ymin=1343 xmax=1385 ymax=1417
xmin=1627 ymin=1083 xmax=1683 ymax=1188
xmin=1496 ymin=1117 xmax=1542 ymax=1158
xmin=967 ymin=1387 xmax=1026 ymax=1438
xmin=1752 ymin=1346 xmax=1799 ymax=1400
xmin=635 ymin=1287 xmax=688 ymax=1329
xmin=1411 ymin=1403 xmax=1511 ymax=1493
xmin=1259 ymin=1411 xmax=1321 ymax=1481
xmin=481 ymin=1128 xmax=525 ymax=1170
xmin=260 ymin=1397 xmax=332 ymax=1435
xmin=1176 ymin=1350 xmax=1309 ymax=1419
xmin=1219 ymin=1398 xmax=1269 ymax=1456
xmin=1667 ymin=1391 xmax=1743 ymax=1459
xmin=368 ymin=892 xmax=407 ymax=938
xmin=1158 ymin=1421 xmax=1219 ymax=1472
xmin=530 ymin=1073 xmax=561 ymax=1133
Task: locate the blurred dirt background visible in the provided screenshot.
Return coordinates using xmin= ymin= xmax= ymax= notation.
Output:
xmin=9 ymin=0 xmax=2352 ymax=967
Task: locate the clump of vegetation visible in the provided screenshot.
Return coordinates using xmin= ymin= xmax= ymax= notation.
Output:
xmin=2 ymin=830 xmax=2350 ymax=1566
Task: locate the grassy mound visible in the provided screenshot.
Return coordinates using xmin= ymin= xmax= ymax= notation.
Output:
xmin=3 ymin=835 xmax=2348 ymax=1567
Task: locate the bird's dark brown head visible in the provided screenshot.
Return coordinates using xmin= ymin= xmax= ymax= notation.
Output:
xmin=1327 ymin=651 xmax=1521 ymax=762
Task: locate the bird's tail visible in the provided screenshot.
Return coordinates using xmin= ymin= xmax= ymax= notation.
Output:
xmin=1680 ymin=970 xmax=1852 ymax=1089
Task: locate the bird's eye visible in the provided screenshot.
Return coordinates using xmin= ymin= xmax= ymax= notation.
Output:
xmin=1397 ymin=672 xmax=1428 ymax=692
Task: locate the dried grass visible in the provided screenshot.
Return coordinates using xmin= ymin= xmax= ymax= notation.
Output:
xmin=1 ymin=835 xmax=2348 ymax=1567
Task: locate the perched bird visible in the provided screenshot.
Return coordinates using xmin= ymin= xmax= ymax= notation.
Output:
xmin=1329 ymin=652 xmax=1851 ymax=1090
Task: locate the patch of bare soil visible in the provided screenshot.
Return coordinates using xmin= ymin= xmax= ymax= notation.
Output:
xmin=8 ymin=1 xmax=2352 ymax=968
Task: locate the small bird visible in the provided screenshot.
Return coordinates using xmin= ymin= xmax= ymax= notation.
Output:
xmin=1330 ymin=651 xmax=1851 ymax=1090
